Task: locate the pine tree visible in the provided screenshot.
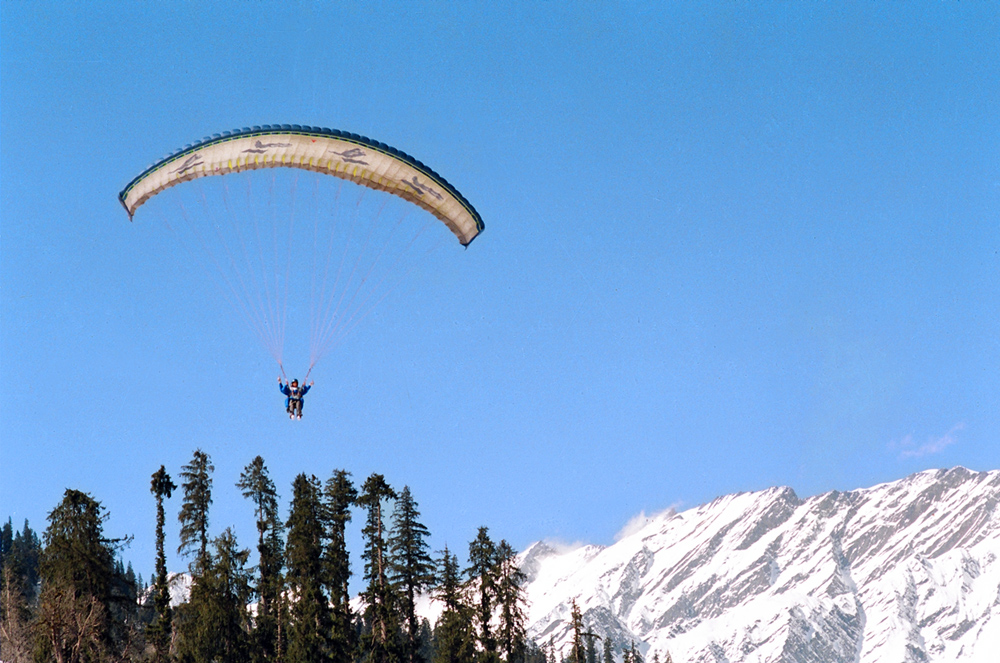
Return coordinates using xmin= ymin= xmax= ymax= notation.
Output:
xmin=149 ymin=465 xmax=177 ymax=662
xmin=237 ymin=455 xmax=285 ymax=662
xmin=178 ymin=449 xmax=214 ymax=574
xmin=602 ymin=638 xmax=614 ymax=663
xmin=567 ymin=600 xmax=585 ymax=663
xmin=207 ymin=529 xmax=254 ymax=662
xmin=467 ymin=527 xmax=498 ymax=663
xmin=285 ymin=473 xmax=333 ymax=663
xmin=0 ymin=518 xmax=12 ymax=568
xmin=389 ymin=486 xmax=435 ymax=663
xmin=432 ymin=546 xmax=475 ymax=663
xmin=323 ymin=469 xmax=357 ymax=662
xmin=35 ymin=490 xmax=130 ymax=663
xmin=584 ymin=634 xmax=597 ymax=663
xmin=175 ymin=528 xmax=254 ymax=663
xmin=494 ymin=540 xmax=527 ymax=663
xmin=358 ymin=472 xmax=399 ymax=663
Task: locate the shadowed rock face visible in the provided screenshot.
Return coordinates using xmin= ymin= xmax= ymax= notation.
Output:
xmin=614 ymin=546 xmax=656 ymax=617
xmin=736 ymin=488 xmax=801 ymax=551
xmin=778 ymin=598 xmax=865 ymax=663
xmin=522 ymin=468 xmax=1000 ymax=662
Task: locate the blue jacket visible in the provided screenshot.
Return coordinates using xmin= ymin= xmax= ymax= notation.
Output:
xmin=280 ymin=382 xmax=310 ymax=407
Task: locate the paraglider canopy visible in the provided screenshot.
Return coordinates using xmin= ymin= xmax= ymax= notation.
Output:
xmin=119 ymin=124 xmax=484 ymax=245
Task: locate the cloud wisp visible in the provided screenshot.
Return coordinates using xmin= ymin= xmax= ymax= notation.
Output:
xmin=614 ymin=504 xmax=681 ymax=542
xmin=892 ymin=423 xmax=965 ymax=459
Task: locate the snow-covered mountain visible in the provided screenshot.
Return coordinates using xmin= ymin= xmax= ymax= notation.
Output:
xmin=521 ymin=467 xmax=1000 ymax=663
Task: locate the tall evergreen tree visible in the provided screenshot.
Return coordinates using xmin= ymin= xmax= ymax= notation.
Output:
xmin=432 ymin=546 xmax=475 ymax=663
xmin=567 ymin=600 xmax=585 ymax=663
xmin=466 ymin=527 xmax=498 ymax=663
xmin=237 ymin=455 xmax=285 ymax=662
xmin=494 ymin=540 xmax=527 ymax=663
xmin=602 ymin=638 xmax=614 ymax=663
xmin=0 ymin=518 xmax=12 ymax=569
xmin=358 ymin=473 xmax=399 ymax=663
xmin=35 ymin=490 xmax=130 ymax=663
xmin=285 ymin=473 xmax=332 ymax=663
xmin=178 ymin=449 xmax=214 ymax=574
xmin=389 ymin=486 xmax=435 ymax=663
xmin=149 ymin=465 xmax=177 ymax=662
xmin=175 ymin=528 xmax=254 ymax=663
xmin=323 ymin=469 xmax=357 ymax=662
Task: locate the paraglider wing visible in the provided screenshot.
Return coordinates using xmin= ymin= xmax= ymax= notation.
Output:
xmin=119 ymin=125 xmax=484 ymax=245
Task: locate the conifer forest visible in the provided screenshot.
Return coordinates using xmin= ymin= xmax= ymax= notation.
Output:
xmin=0 ymin=449 xmax=569 ymax=663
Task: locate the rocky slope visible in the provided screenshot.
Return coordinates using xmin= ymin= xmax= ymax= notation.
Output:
xmin=521 ymin=468 xmax=1000 ymax=662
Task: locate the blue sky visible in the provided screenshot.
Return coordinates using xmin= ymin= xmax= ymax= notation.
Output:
xmin=2 ymin=2 xmax=998 ymax=581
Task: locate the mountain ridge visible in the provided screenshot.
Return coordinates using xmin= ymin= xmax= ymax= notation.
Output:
xmin=520 ymin=467 xmax=1000 ymax=662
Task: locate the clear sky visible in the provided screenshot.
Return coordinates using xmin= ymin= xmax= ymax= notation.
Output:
xmin=2 ymin=2 xmax=998 ymax=582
